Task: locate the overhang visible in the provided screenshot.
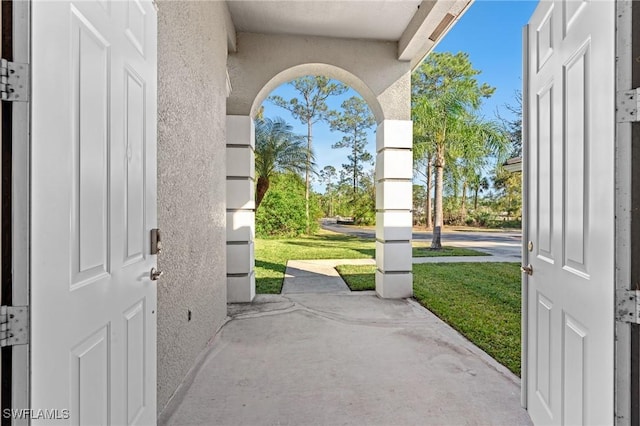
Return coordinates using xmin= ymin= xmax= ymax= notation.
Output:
xmin=226 ymin=0 xmax=473 ymax=69
xmin=503 ymin=157 xmax=523 ymax=173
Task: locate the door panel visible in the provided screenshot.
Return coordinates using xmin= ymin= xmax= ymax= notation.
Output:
xmin=31 ymin=1 xmax=158 ymax=424
xmin=70 ymin=326 xmax=110 ymax=426
xmin=71 ymin=6 xmax=111 ymax=288
xmin=536 ymin=81 xmax=553 ymax=262
xmin=562 ymin=41 xmax=589 ymax=275
xmin=525 ymin=1 xmax=614 ymax=425
xmin=125 ymin=68 xmax=146 ymax=265
xmin=535 ymin=293 xmax=552 ymax=414
xmin=124 ymin=300 xmax=147 ymax=424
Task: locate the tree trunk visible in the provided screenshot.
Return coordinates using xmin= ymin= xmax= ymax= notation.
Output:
xmin=425 ymin=159 xmax=433 ymax=229
xmin=353 ymin=127 xmax=358 ymax=195
xmin=305 ymin=120 xmax=312 ymax=234
xmin=255 ymin=176 xmax=270 ymax=211
xmin=473 ymin=186 xmax=479 ymax=210
xmin=460 ymin=181 xmax=467 ymax=222
xmin=330 ymin=193 xmax=333 ymax=217
xmin=431 ymin=152 xmax=444 ymax=249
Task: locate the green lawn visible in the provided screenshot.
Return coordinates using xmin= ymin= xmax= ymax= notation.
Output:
xmin=334 ymin=265 xmax=376 ymax=291
xmin=255 ymin=230 xmax=488 ymax=293
xmin=411 ymin=245 xmax=490 ymax=257
xmin=336 ymin=262 xmax=522 ymax=376
xmin=255 ymin=230 xmax=374 ymax=294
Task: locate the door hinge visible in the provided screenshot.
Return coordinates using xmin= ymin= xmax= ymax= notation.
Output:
xmin=617 ymin=290 xmax=640 ymax=324
xmin=0 ymin=59 xmax=29 ymax=102
xmin=618 ymin=88 xmax=640 ymax=122
xmin=0 ymin=306 xmax=29 ymax=347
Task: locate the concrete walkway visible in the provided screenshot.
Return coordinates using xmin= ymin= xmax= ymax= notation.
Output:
xmin=281 ymin=259 xmax=368 ymax=294
xmin=160 ymin=270 xmax=532 ymax=425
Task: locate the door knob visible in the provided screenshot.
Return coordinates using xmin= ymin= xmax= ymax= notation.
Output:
xmin=150 ymin=267 xmax=163 ymax=281
xmin=521 ymin=264 xmax=533 ymax=276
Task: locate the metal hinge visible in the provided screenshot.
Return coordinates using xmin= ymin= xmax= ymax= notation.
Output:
xmin=618 ymin=88 xmax=640 ymax=122
xmin=0 ymin=59 xmax=29 ymax=102
xmin=0 ymin=306 xmax=29 ymax=347
xmin=617 ymin=290 xmax=640 ymax=324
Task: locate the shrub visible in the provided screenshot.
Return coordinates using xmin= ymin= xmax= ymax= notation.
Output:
xmin=255 ymin=173 xmax=320 ymax=237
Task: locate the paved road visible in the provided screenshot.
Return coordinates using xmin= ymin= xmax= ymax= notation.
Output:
xmin=322 ymin=222 xmax=522 ymax=259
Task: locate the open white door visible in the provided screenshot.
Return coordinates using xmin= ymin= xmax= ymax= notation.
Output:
xmin=524 ymin=0 xmax=615 ymax=424
xmin=31 ymin=1 xmax=157 ymax=424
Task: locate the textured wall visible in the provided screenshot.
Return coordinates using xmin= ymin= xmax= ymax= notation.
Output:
xmin=227 ymin=32 xmax=412 ymax=122
xmin=157 ymin=1 xmax=228 ymax=414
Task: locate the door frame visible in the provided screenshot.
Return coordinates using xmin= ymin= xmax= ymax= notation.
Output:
xmin=521 ymin=21 xmax=530 ymax=411
xmin=520 ymin=18 xmax=529 ymax=409
xmin=9 ymin=0 xmax=29 ymax=423
xmin=1 ymin=0 xmax=30 ymax=424
xmin=616 ymin=1 xmax=639 ymax=425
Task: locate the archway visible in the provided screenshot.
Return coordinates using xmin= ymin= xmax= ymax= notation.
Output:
xmin=251 ymin=64 xmax=385 ymax=124
xmin=226 ymin=56 xmax=414 ymax=302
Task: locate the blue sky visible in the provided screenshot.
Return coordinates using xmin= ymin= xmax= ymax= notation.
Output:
xmin=261 ymin=0 xmax=538 ymax=192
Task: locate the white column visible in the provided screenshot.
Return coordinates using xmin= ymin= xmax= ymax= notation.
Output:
xmin=226 ymin=115 xmax=256 ymax=302
xmin=375 ymin=120 xmax=413 ymax=298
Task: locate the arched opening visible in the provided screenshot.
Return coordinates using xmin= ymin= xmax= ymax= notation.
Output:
xmin=226 ymin=63 xmax=414 ymax=302
xmin=250 ymin=64 xmax=384 ymax=124
xmin=253 ymin=75 xmax=378 ymax=294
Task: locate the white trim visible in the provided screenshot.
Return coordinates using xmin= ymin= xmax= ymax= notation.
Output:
xmin=520 ymin=22 xmax=529 ymax=411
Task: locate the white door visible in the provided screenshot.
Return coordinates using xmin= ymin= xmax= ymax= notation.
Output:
xmin=31 ymin=1 xmax=157 ymax=424
xmin=525 ymin=0 xmax=615 ymax=424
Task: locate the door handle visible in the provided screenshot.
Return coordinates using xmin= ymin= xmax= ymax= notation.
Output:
xmin=150 ymin=267 xmax=163 ymax=281
xmin=521 ymin=264 xmax=533 ymax=276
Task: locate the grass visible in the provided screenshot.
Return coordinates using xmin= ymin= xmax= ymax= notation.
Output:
xmin=255 ymin=230 xmax=488 ymax=294
xmin=255 ymin=230 xmax=374 ymax=294
xmin=334 ymin=265 xmax=377 ymax=291
xmin=411 ymin=244 xmax=490 ymax=257
xmin=335 ymin=262 xmax=522 ymax=376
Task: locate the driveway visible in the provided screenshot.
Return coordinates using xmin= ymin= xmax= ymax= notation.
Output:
xmin=322 ymin=223 xmax=522 ymax=259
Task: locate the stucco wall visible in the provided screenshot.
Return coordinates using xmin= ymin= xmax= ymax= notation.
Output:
xmin=227 ymin=32 xmax=412 ymax=122
xmin=157 ymin=1 xmax=228 ymax=413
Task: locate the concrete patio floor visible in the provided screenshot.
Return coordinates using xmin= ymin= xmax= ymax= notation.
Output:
xmin=159 ymin=290 xmax=532 ymax=425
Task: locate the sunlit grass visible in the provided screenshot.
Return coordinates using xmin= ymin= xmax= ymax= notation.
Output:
xmin=255 ymin=230 xmax=373 ymax=294
xmin=255 ymin=230 xmax=488 ymax=294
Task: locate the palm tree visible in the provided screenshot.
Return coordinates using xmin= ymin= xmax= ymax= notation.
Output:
xmin=413 ymin=104 xmax=437 ymax=229
xmin=412 ymin=52 xmax=497 ymax=249
xmin=254 ymin=117 xmax=311 ymax=210
xmin=451 ymin=116 xmax=509 ymax=221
